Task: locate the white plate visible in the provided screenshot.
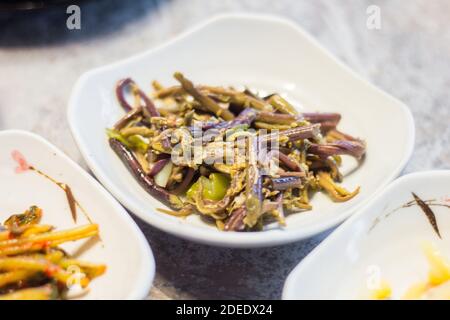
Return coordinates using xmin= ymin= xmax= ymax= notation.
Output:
xmin=283 ymin=170 xmax=450 ymax=299
xmin=0 ymin=130 xmax=154 ymax=299
xmin=68 ymin=14 xmax=414 ymax=247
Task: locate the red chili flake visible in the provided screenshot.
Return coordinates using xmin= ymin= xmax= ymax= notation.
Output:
xmin=44 ymin=264 xmax=58 ymax=277
xmin=11 ymin=150 xmax=30 ymax=173
xmin=41 ymin=241 xmax=51 ymax=250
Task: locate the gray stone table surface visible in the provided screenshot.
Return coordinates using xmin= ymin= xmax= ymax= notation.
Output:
xmin=1 ymin=0 xmax=449 ymax=299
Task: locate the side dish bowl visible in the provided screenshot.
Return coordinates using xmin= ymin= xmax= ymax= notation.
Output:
xmin=283 ymin=171 xmax=450 ymax=299
xmin=68 ymin=14 xmax=414 ymax=247
xmin=0 ymin=130 xmax=154 ymax=299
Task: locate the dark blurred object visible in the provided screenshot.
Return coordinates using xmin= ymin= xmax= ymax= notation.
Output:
xmin=0 ymin=0 xmax=165 ymax=47
xmin=0 ymin=0 xmax=79 ymax=10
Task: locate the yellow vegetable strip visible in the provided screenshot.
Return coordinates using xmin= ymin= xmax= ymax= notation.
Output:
xmin=19 ymin=224 xmax=53 ymax=238
xmin=0 ymin=257 xmax=90 ymax=288
xmin=0 ymin=224 xmax=98 ymax=249
xmin=28 ymin=250 xmax=65 ymax=263
xmin=58 ymin=259 xmax=106 ymax=279
xmin=0 ymin=225 xmax=98 ymax=257
xmin=0 ymin=285 xmax=53 ymax=300
xmin=0 ymin=270 xmax=36 ymax=288
xmin=0 ymin=231 xmax=10 ymax=241
xmin=317 ymin=171 xmax=359 ymax=202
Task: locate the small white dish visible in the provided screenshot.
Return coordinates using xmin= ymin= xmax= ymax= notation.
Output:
xmin=68 ymin=14 xmax=414 ymax=247
xmin=283 ymin=170 xmax=450 ymax=299
xmin=0 ymin=130 xmax=154 ymax=299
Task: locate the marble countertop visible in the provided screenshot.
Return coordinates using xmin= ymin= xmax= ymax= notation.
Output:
xmin=1 ymin=0 xmax=449 ymax=299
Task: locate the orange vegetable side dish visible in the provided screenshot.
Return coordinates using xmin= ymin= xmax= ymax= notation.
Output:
xmin=0 ymin=206 xmax=105 ymax=300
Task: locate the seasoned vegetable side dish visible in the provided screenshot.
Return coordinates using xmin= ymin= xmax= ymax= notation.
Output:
xmin=107 ymin=72 xmax=366 ymax=231
xmin=0 ymin=206 xmax=105 ymax=300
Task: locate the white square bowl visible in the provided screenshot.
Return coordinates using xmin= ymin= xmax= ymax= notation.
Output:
xmin=68 ymin=14 xmax=414 ymax=247
xmin=0 ymin=130 xmax=154 ymax=299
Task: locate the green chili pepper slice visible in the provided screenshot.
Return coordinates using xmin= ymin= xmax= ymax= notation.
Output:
xmin=187 ymin=173 xmax=230 ymax=201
